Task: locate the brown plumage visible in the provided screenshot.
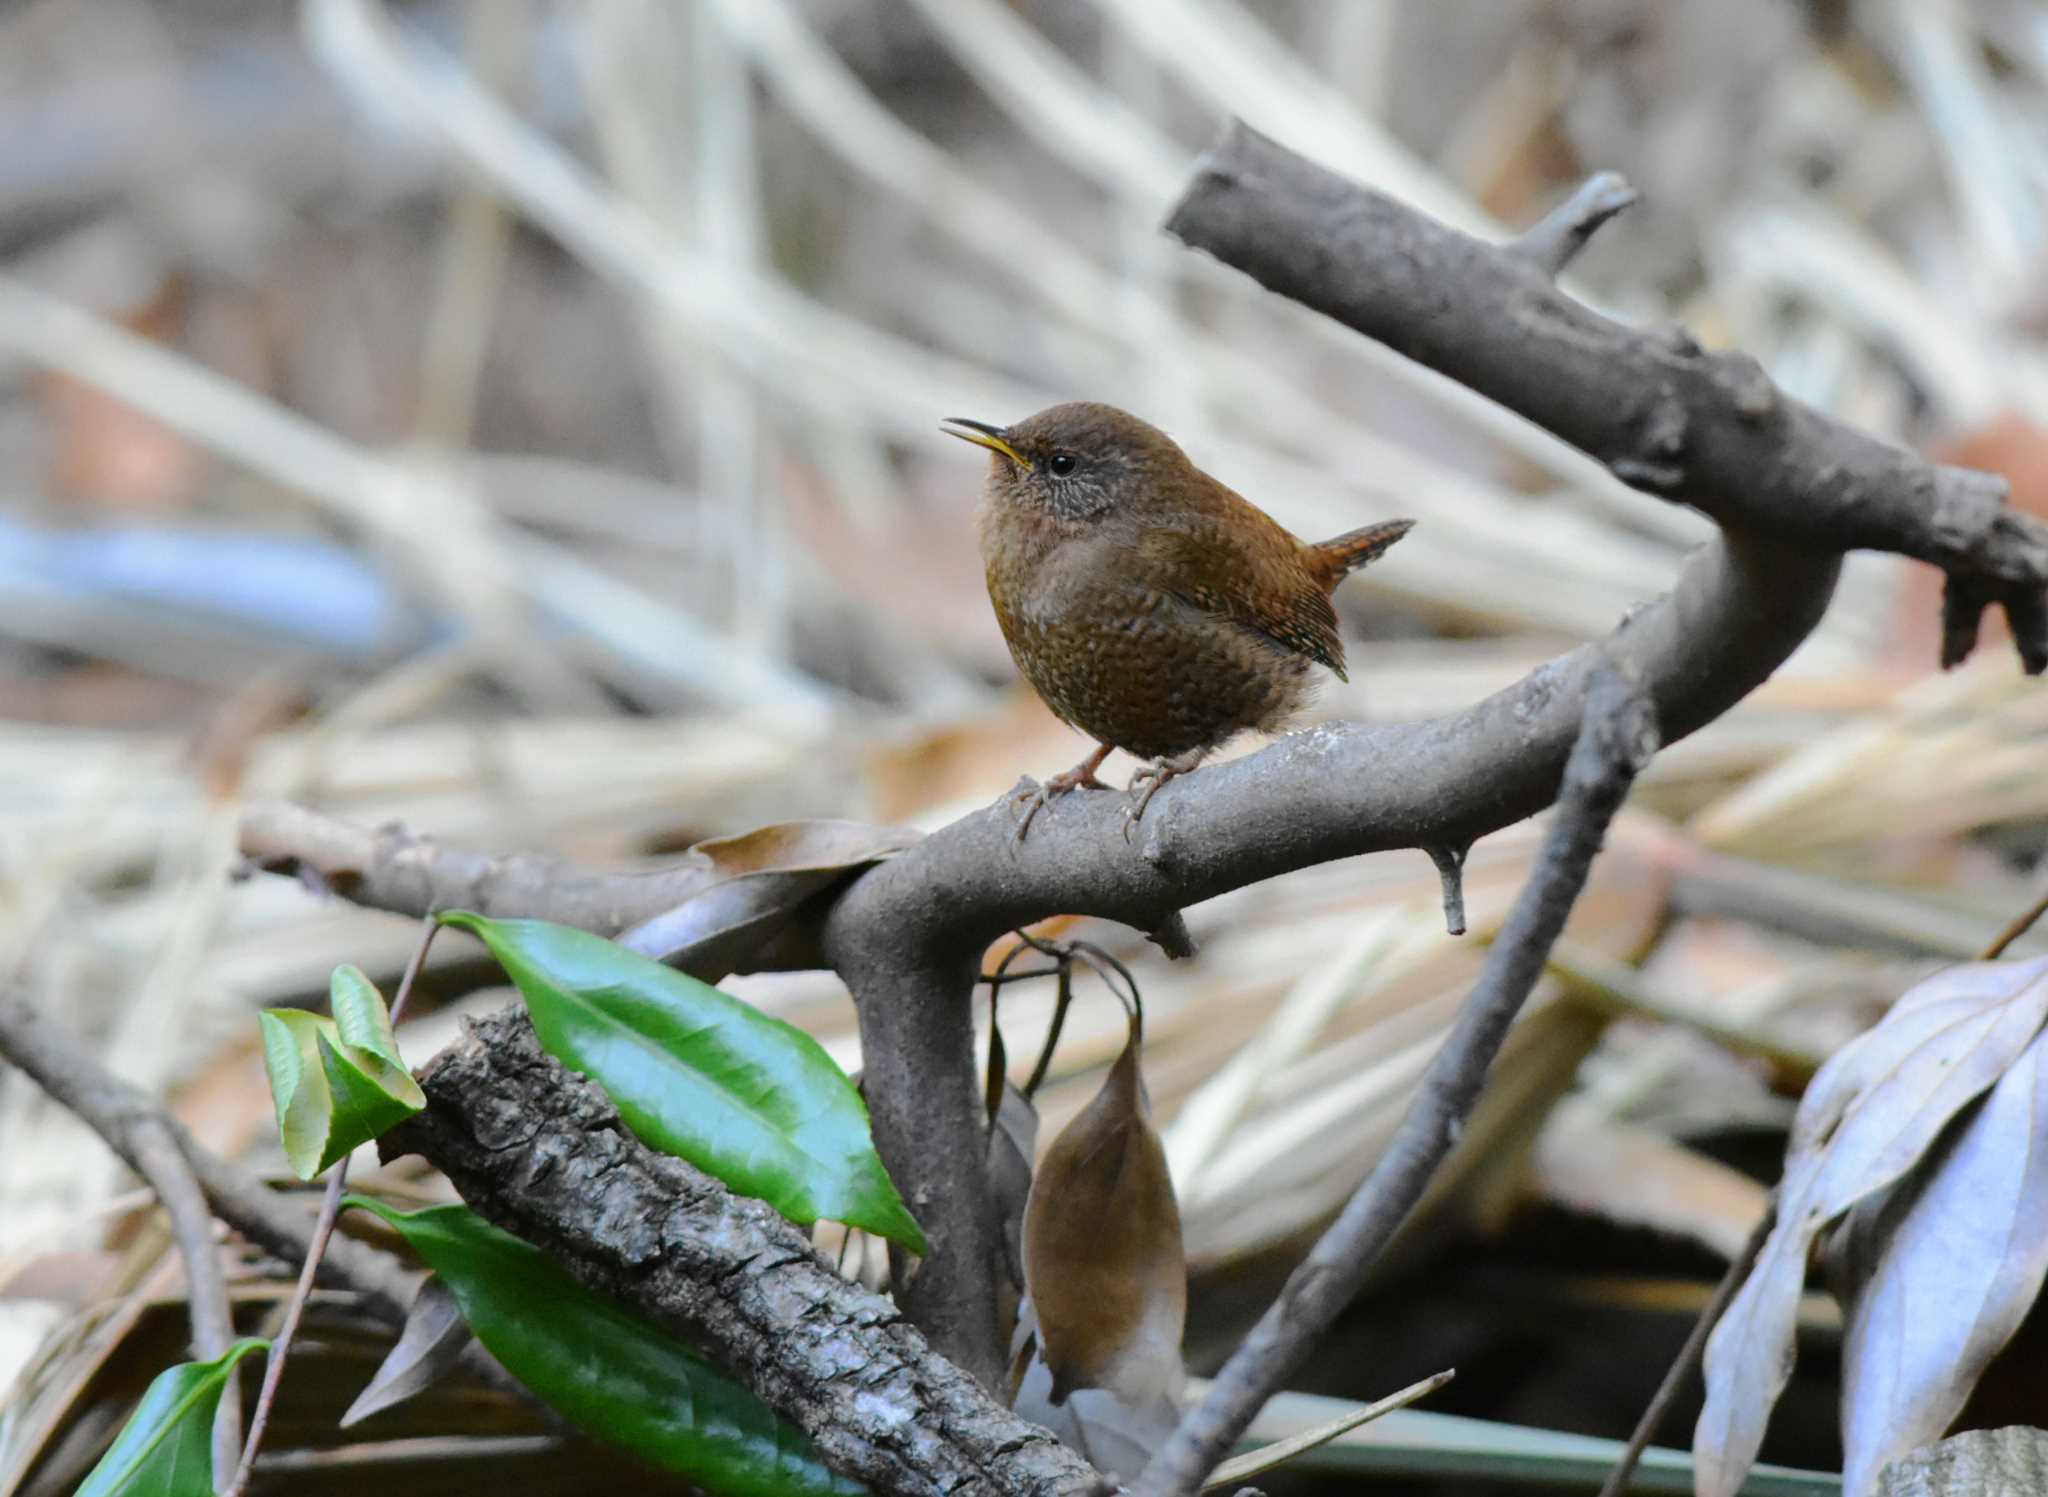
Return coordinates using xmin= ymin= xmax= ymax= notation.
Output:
xmin=943 ymin=401 xmax=1413 ymax=831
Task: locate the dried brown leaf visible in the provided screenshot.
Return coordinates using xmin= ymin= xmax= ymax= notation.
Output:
xmin=618 ymin=819 xmax=920 ymax=979
xmin=988 ymin=1079 xmax=1039 ymax=1302
xmin=1696 ymin=956 xmax=2048 ymax=1497
xmin=1021 ymin=1012 xmax=1185 ymax=1410
xmin=340 ymin=1274 xmax=473 ymax=1428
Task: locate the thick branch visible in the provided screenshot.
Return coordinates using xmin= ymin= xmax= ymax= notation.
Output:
xmin=0 ymin=987 xmax=419 ymax=1324
xmin=1168 ymin=121 xmax=2048 ymax=671
xmin=1136 ymin=669 xmax=1659 ymax=1496
xmin=385 ymin=1010 xmax=1103 ymax=1497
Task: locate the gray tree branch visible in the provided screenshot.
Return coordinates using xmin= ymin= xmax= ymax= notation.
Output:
xmin=1168 ymin=121 xmax=2048 ymax=668
xmin=1135 ymin=668 xmax=1659 ymax=1496
xmin=0 ymin=987 xmax=419 ymax=1324
xmin=126 ymin=1115 xmax=244 ymax=1475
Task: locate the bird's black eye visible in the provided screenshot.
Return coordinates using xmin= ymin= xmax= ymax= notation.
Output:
xmin=1046 ymin=452 xmax=1078 ymax=477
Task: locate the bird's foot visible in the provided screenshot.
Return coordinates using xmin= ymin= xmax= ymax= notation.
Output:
xmin=1011 ymin=745 xmax=1115 ymax=841
xmin=1122 ymin=753 xmax=1206 ymax=840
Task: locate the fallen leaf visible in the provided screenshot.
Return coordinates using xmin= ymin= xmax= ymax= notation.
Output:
xmin=618 ymin=819 xmax=920 ymax=980
xmin=989 ymin=1078 xmax=1039 ymax=1305
xmin=340 ymin=1275 xmax=474 ymax=1427
xmin=1696 ymin=956 xmax=2048 ymax=1497
xmin=1835 ymin=1030 xmax=2048 ymax=1495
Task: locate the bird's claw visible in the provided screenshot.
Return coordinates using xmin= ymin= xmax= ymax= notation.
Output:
xmin=1121 ymin=762 xmax=1191 ymax=842
xmin=1010 ymin=767 xmax=1112 ymax=842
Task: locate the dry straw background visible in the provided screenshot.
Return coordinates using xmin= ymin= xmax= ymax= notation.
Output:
xmin=3 ymin=0 xmax=2048 ymax=1486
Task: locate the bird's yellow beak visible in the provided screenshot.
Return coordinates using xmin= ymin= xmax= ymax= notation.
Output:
xmin=941 ymin=416 xmax=1031 ymax=469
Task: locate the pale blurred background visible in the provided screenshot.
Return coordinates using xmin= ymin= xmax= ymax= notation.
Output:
xmin=5 ymin=0 xmax=2048 ymax=1486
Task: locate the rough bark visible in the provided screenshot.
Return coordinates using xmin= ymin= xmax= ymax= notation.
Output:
xmin=385 ymin=1011 xmax=1104 ymax=1497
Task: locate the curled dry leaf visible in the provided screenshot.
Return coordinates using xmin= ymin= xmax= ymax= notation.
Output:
xmin=1696 ymin=956 xmax=2048 ymax=1497
xmin=1834 ymin=1031 xmax=2048 ymax=1496
xmin=1021 ymin=1007 xmax=1185 ymax=1412
xmin=619 ymin=819 xmax=922 ymax=980
xmin=340 ymin=1275 xmax=475 ymax=1428
xmin=989 ymin=1077 xmax=1040 ymax=1307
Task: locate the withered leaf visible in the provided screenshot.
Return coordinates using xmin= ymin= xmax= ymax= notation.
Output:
xmin=619 ymin=819 xmax=920 ymax=980
xmin=1696 ymin=956 xmax=2048 ymax=1497
xmin=989 ymin=1078 xmax=1039 ymax=1303
xmin=341 ymin=1274 xmax=475 ymax=1427
xmin=1836 ymin=1030 xmax=2048 ymax=1496
xmin=1021 ymin=1011 xmax=1185 ymax=1411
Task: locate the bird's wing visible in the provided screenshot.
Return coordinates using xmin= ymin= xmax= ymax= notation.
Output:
xmin=1137 ymin=513 xmax=1347 ymax=679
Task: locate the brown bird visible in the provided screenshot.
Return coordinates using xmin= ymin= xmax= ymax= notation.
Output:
xmin=943 ymin=401 xmax=1414 ymax=835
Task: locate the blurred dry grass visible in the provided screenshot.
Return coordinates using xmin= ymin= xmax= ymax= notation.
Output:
xmin=3 ymin=0 xmax=2048 ymax=1485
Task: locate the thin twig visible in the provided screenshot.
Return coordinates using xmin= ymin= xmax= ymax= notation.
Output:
xmin=222 ymin=1163 xmax=351 ymax=1497
xmin=224 ymin=915 xmax=440 ymax=1497
xmin=1202 ymin=1367 xmax=1455 ymax=1491
xmin=1595 ymin=1198 xmax=1779 ymax=1497
xmin=1134 ymin=669 xmax=1659 ymax=1497
xmin=127 ymin=1116 xmax=243 ymax=1481
xmin=1018 ymin=929 xmax=1146 ymax=1048
xmin=1980 ymin=881 xmax=2048 ymax=959
xmin=1026 ymin=961 xmax=1076 ymax=1101
xmin=1590 ymin=818 xmax=2032 ymax=1497
xmin=0 ymin=995 xmax=417 ymax=1322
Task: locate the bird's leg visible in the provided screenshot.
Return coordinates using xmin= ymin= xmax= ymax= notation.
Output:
xmin=1123 ymin=749 xmax=1207 ymax=837
xmin=1012 ymin=743 xmax=1115 ymax=840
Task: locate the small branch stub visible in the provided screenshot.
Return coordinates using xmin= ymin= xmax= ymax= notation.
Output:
xmin=1507 ymin=171 xmax=1640 ymax=279
xmin=1425 ymin=844 xmax=1472 ymax=937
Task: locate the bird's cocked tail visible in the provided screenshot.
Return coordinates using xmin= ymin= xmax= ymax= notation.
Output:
xmin=1305 ymin=518 xmax=1416 ymax=589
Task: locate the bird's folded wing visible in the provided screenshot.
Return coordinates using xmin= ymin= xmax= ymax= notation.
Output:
xmin=1139 ymin=515 xmax=1347 ymax=679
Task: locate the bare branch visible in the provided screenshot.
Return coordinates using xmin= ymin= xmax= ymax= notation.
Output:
xmin=1597 ymin=1196 xmax=1778 ymax=1497
xmin=1507 ymin=170 xmax=1639 ymax=278
xmin=385 ymin=1009 xmax=1106 ymax=1497
xmin=1166 ymin=122 xmax=2048 ymax=659
xmin=1135 ymin=667 xmax=1660 ymax=1496
xmin=127 ymin=1116 xmax=243 ymax=1475
xmin=238 ymin=800 xmax=731 ymax=934
xmin=0 ymin=987 xmax=418 ymax=1324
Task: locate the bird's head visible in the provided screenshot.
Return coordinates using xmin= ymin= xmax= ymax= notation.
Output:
xmin=942 ymin=401 xmax=1190 ymax=523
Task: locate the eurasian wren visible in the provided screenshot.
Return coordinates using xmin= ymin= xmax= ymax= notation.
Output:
xmin=943 ymin=402 xmax=1414 ymax=834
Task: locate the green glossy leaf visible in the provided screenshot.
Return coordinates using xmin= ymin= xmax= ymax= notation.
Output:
xmin=330 ymin=962 xmax=407 ymax=1072
xmin=260 ymin=968 xmax=424 ymax=1178
xmin=347 ymin=1197 xmax=864 ymax=1497
xmin=440 ymin=912 xmax=925 ymax=1252
xmin=77 ymin=1338 xmax=268 ymax=1497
